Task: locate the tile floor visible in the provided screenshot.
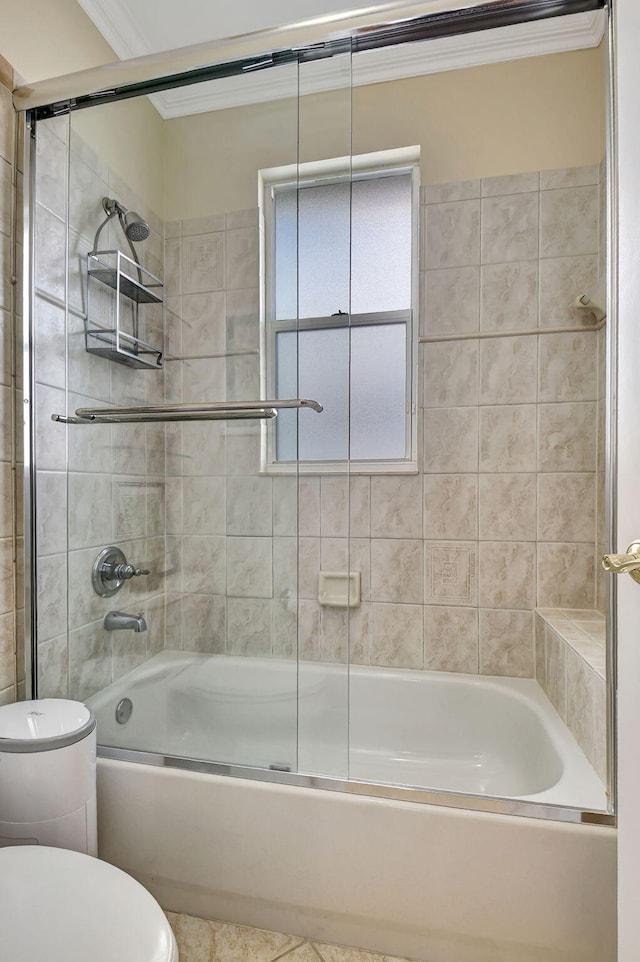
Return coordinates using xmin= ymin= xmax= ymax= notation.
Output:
xmin=166 ymin=912 xmax=414 ymax=962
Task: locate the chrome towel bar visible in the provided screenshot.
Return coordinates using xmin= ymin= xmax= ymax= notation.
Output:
xmin=51 ymin=398 xmax=323 ymax=424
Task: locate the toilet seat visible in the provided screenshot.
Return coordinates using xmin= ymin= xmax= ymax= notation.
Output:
xmin=0 ymin=845 xmax=178 ymax=961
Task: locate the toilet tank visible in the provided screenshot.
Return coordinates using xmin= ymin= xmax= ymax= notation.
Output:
xmin=0 ymin=699 xmax=97 ymax=855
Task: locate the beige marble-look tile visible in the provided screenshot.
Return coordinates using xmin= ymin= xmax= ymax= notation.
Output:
xmin=422 ymin=339 xmax=478 ymax=408
xmin=424 ymin=540 xmax=477 ymax=607
xmin=182 ymin=476 xmax=226 ymax=535
xmin=424 ymin=604 xmax=478 ymax=673
xmin=592 ymin=674 xmax=607 ymax=784
xmin=538 ymin=254 xmax=599 ymax=329
xmin=298 ymin=537 xmax=320 ymax=599
xmin=211 ymin=920 xmax=303 ymax=962
xmin=370 ymin=602 xmax=423 ymax=668
xmin=272 ymin=476 xmax=298 ymax=537
xmin=481 ymin=172 xmax=539 ymax=196
xmin=540 ymin=185 xmax=598 ymax=258
xmin=537 ymin=402 xmax=597 ymax=472
xmin=479 ymin=335 xmax=537 ymax=404
xmin=182 ymin=535 xmax=226 ymax=595
xmin=183 ymin=232 xmax=225 ymax=293
xmin=537 ymin=542 xmax=595 ymax=609
xmin=181 ymin=291 xmax=226 ymax=357
xmin=67 ymin=473 xmax=112 ymax=550
xmin=544 ymin=625 xmax=567 ymax=719
xmin=423 ymin=179 xmax=481 ymax=204
xmin=478 ymin=541 xmax=535 ymax=610
xmin=480 ymin=260 xmax=538 ymax=331
xmin=183 ymin=422 xmax=226 ymax=477
xmin=479 ymin=608 xmax=534 ymax=677
xmin=183 ymin=213 xmax=226 ymax=236
xmin=481 ymin=193 xmax=539 ymax=264
xmin=182 ymin=594 xmax=226 ymax=654
xmin=421 ymin=266 xmax=480 ymax=335
xmin=566 ymin=645 xmax=595 ymax=765
xmin=298 ymin=598 xmax=321 ymax=660
xmin=540 ymin=165 xmax=599 ymax=191
xmin=535 ymin=613 xmax=546 ymax=687
xmin=538 ymin=331 xmax=597 ymax=403
xmin=479 ymin=405 xmax=537 ymax=473
xmin=298 ymin=478 xmax=320 ymax=537
xmin=478 ymin=474 xmax=535 ymax=541
xmin=423 ymin=407 xmax=478 ymax=473
xmin=226 ymin=287 xmax=260 ymax=353
xmin=370 ymin=475 xmax=422 ymax=538
xmin=370 ymin=539 xmax=423 ymax=604
xmin=319 ymin=476 xmax=370 ymax=539
xmin=226 ymin=597 xmax=272 ymax=656
xmin=226 ymin=476 xmax=272 ymax=536
xmin=68 ymin=620 xmax=111 ymax=702
xmin=423 ymin=474 xmax=477 ymax=540
xmin=36 ymin=634 xmax=67 ymax=699
xmin=166 ymin=912 xmax=216 ymax=962
xmin=225 ymin=226 xmax=259 ymax=290
xmin=226 ymin=536 xmax=272 ymax=598
xmin=537 ymin=473 xmax=596 ymax=542
xmin=425 ymin=199 xmax=480 ymax=269
xmin=164 ymin=236 xmax=182 ymax=296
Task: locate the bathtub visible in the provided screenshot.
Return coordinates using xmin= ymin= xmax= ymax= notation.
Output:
xmin=88 ymin=650 xmax=606 ymax=809
xmin=90 ymin=652 xmax=616 ymax=962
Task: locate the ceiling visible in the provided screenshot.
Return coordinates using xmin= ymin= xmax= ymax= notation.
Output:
xmin=75 ymin=1 xmax=605 ymax=118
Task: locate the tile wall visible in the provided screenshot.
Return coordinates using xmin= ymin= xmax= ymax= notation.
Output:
xmin=0 ymin=57 xmax=18 ymax=707
xmin=166 ymin=163 xmax=606 ymax=682
xmin=34 ymin=117 xmax=167 ymax=700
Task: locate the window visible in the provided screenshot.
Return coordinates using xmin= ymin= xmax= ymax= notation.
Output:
xmin=261 ymin=149 xmax=418 ymax=472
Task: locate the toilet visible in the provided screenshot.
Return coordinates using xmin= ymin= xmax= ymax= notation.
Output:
xmin=0 ymin=845 xmax=178 ymax=961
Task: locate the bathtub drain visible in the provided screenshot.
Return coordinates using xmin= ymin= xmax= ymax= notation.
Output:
xmin=115 ymin=697 xmax=133 ymax=725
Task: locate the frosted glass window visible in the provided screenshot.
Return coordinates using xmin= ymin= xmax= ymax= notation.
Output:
xmin=274 ymin=172 xmax=412 ymax=319
xmin=275 ymin=324 xmax=406 ymax=461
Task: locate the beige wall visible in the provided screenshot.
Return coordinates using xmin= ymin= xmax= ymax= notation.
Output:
xmin=0 ymin=0 xmax=164 ymax=214
xmin=163 ymin=44 xmax=606 ymax=220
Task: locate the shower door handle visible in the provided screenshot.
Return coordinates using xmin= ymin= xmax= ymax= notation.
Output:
xmin=602 ymin=542 xmax=640 ymax=583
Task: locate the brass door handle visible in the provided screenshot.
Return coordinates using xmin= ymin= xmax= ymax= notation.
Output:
xmin=602 ymin=542 xmax=640 ymax=583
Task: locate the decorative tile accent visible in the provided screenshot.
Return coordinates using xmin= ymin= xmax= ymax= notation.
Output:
xmin=183 ymin=232 xmax=225 ymax=293
xmin=424 ymin=541 xmax=477 ymax=607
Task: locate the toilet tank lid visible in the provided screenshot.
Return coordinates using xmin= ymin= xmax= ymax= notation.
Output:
xmin=0 ymin=699 xmax=95 ymax=752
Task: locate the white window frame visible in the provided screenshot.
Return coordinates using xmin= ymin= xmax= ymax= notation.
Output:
xmin=259 ymin=147 xmax=420 ymax=475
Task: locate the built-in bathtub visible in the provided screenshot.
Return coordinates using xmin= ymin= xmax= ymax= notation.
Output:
xmin=88 ymin=650 xmax=605 ymax=809
xmin=89 ymin=652 xmax=616 ymax=962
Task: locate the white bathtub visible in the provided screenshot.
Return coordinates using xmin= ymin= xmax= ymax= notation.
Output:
xmin=88 ymin=650 xmax=606 ymax=809
xmin=90 ymin=652 xmax=616 ymax=962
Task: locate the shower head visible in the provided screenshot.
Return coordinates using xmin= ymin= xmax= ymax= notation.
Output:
xmin=120 ymin=209 xmax=150 ymax=243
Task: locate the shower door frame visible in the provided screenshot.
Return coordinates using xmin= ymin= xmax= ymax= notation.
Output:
xmin=19 ymin=0 xmax=616 ymax=827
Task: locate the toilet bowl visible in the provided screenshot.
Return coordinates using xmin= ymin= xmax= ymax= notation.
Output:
xmin=0 ymin=845 xmax=178 ymax=961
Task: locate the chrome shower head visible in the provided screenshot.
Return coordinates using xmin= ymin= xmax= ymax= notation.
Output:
xmin=120 ymin=210 xmax=150 ymax=243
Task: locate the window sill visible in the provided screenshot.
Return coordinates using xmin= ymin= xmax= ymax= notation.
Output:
xmin=261 ymin=459 xmax=418 ymax=476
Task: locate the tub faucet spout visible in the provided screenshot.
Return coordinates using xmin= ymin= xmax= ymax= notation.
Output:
xmin=104 ymin=610 xmax=147 ymax=632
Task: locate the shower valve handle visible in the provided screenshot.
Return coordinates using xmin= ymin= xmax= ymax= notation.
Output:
xmin=602 ymin=541 xmax=640 ymax=584
xmin=110 ymin=563 xmax=150 ymax=580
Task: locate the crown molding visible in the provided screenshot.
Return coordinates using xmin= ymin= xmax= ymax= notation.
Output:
xmin=76 ymin=3 xmax=605 ymax=119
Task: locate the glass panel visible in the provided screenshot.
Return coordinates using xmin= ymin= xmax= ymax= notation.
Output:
xmin=350 ymin=323 xmax=406 ymax=459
